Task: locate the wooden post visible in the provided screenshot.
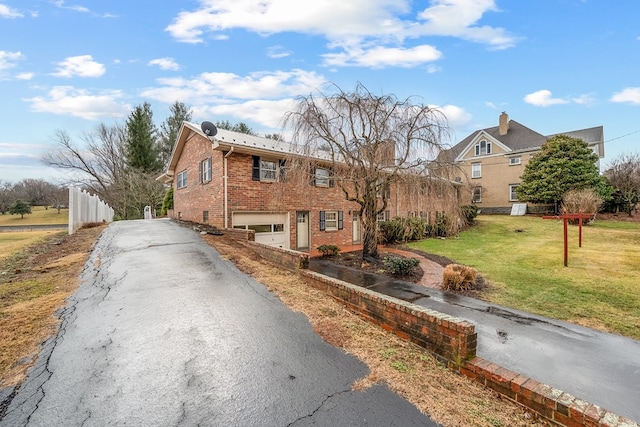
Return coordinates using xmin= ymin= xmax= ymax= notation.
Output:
xmin=543 ymin=212 xmax=593 ymax=267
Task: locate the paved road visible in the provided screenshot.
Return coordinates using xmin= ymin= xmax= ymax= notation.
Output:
xmin=309 ymin=260 xmax=640 ymax=423
xmin=1 ymin=219 xmax=438 ymax=427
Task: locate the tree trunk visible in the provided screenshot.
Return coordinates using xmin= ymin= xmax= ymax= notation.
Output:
xmin=361 ymin=200 xmax=379 ymax=259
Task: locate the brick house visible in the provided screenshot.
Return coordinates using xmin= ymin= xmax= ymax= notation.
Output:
xmin=445 ymin=112 xmax=604 ymax=213
xmin=163 ymin=121 xmax=461 ymax=251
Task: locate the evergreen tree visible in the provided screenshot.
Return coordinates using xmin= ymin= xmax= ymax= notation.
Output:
xmin=159 ymin=101 xmax=192 ymax=169
xmin=517 ymin=134 xmax=612 ymax=208
xmin=9 ymin=200 xmax=31 ymax=219
xmin=215 ymin=120 xmax=255 ymax=135
xmin=125 ymin=102 xmax=161 ymax=173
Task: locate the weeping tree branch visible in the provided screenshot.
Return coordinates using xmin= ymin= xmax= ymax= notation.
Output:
xmin=284 ymin=82 xmax=453 ymax=259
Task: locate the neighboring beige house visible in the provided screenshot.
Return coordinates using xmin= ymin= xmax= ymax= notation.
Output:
xmin=444 ymin=112 xmax=604 ymax=213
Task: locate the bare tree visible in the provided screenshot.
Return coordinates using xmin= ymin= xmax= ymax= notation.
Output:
xmin=13 ymin=178 xmax=58 ymax=208
xmin=0 ymin=180 xmax=16 ymax=214
xmin=43 ymin=120 xmax=170 ymax=220
xmin=43 ymin=123 xmax=127 ymax=200
xmin=284 ymin=83 xmax=451 ymax=259
xmin=605 ymin=152 xmax=640 ymax=216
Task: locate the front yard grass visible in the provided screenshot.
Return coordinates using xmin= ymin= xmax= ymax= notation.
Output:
xmin=408 ymin=215 xmax=640 ymax=340
xmin=0 ymin=206 xmax=68 ymax=226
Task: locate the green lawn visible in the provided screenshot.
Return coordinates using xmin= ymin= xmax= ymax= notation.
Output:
xmin=408 ymin=215 xmax=640 ymax=340
xmin=0 ymin=206 xmax=68 ymax=226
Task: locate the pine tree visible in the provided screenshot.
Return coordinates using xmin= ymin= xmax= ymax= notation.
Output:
xmin=125 ymin=102 xmax=161 ymax=173
xmin=9 ymin=200 xmax=31 ymax=219
xmin=159 ymin=101 xmax=192 ymax=169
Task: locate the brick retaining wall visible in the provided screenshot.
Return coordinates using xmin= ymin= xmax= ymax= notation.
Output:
xmin=462 ymin=358 xmax=638 ymax=427
xmin=298 ymin=269 xmax=477 ymax=370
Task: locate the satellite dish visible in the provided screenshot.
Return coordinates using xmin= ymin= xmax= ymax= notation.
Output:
xmin=201 ymin=121 xmax=218 ymax=137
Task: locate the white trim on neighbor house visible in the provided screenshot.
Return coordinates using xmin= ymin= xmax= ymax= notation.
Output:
xmin=509 ymin=184 xmax=520 ymax=202
xmin=471 ymin=162 xmax=482 ymax=178
xmin=454 ymin=130 xmax=512 ymax=162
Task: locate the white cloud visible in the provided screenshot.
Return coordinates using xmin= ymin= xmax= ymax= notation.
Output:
xmin=0 ymin=50 xmax=23 ymax=70
xmin=148 ymin=57 xmax=180 ymax=71
xmin=51 ymin=55 xmax=106 ymax=78
xmin=415 ymin=0 xmax=517 ymax=49
xmin=434 ymin=104 xmax=473 ymax=130
xmin=610 ymin=87 xmax=640 ymax=105
xmin=0 ymin=4 xmax=23 ymax=18
xmin=16 ymin=72 xmax=34 ymax=80
xmin=53 ymin=0 xmax=89 ymax=13
xmin=204 ymin=99 xmax=297 ymax=128
xmin=267 ymin=45 xmax=292 ymax=59
xmin=26 ymin=86 xmax=131 ymax=120
xmin=165 ymin=0 xmax=517 ymax=68
xmin=523 ymin=90 xmax=569 ymax=107
xmin=323 ymin=44 xmax=442 ymax=68
xmin=140 ymin=69 xmax=326 ymax=104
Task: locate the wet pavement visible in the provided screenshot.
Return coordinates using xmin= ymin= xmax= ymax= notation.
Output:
xmin=309 ymin=258 xmax=640 ymax=423
xmin=1 ymin=220 xmax=439 ymax=427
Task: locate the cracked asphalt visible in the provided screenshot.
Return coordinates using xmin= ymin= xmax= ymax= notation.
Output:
xmin=1 ymin=219 xmax=439 ymax=427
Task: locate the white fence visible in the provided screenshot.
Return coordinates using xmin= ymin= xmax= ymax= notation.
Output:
xmin=68 ymin=187 xmax=114 ymax=234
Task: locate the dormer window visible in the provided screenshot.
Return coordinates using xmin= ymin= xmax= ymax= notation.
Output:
xmin=475 ymin=140 xmax=492 ymax=156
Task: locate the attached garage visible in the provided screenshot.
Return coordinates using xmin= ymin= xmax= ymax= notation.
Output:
xmin=232 ymin=212 xmax=289 ymax=249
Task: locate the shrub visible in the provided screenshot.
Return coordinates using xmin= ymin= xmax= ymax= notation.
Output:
xmin=383 ymin=256 xmax=420 ymax=276
xmin=561 ymin=188 xmax=603 ymax=215
xmin=160 ymin=187 xmax=174 ymax=217
xmin=378 ymin=217 xmax=428 ymax=244
xmin=460 ymin=205 xmax=479 ymax=225
xmin=317 ymin=244 xmax=340 ymax=257
xmin=442 ymin=264 xmax=477 ymax=291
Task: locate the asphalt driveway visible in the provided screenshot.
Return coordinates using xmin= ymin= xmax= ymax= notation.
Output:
xmin=1 ymin=219 xmax=438 ymax=427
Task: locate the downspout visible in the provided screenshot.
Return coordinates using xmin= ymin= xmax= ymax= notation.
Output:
xmin=223 ymin=147 xmax=234 ymax=228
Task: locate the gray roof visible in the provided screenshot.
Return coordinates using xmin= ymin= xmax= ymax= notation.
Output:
xmin=447 ymin=119 xmax=604 ymax=160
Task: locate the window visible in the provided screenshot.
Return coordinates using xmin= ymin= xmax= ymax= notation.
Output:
xmin=472 ymin=186 xmax=482 ymax=203
xmin=376 ymin=211 xmax=390 ymax=222
xmin=319 ymin=211 xmax=343 ymax=231
xmin=471 ymin=163 xmax=481 ymax=178
xmin=314 ymin=167 xmax=331 ymax=187
xmin=203 ymin=211 xmax=209 ymax=223
xmin=509 ymin=156 xmax=521 ymax=166
xmin=325 ymin=211 xmax=338 ymax=231
xmin=474 ymin=140 xmax=492 ymax=156
xmin=177 ymin=170 xmax=187 ymax=189
xmin=199 ymin=157 xmax=212 ymax=183
xmin=509 ymin=184 xmax=519 ymax=202
xmin=252 ymin=156 xmax=282 ymax=182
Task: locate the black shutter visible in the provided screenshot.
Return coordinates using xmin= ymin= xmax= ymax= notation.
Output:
xmin=279 ymin=159 xmax=286 ymax=182
xmin=319 ymin=211 xmax=326 ymax=231
xmin=338 ymin=211 xmax=343 ymax=230
xmin=311 ymin=166 xmax=316 ymax=186
xmin=252 ymin=156 xmax=260 ymax=181
xmin=198 ymin=160 xmax=203 ymax=184
xmin=328 ymin=167 xmax=334 ymax=188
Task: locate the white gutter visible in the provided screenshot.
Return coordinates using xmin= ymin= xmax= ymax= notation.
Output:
xmin=223 ymin=147 xmax=234 ymax=228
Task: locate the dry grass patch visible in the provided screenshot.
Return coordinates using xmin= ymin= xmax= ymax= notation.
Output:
xmin=203 ymin=235 xmax=543 ymax=427
xmin=0 ymin=225 xmax=105 ymax=388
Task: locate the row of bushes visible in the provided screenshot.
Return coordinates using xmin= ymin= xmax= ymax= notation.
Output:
xmin=378 ymin=206 xmax=478 ymax=244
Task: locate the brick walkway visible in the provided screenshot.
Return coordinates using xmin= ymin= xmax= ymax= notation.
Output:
xmin=310 ymin=244 xmax=444 ymax=289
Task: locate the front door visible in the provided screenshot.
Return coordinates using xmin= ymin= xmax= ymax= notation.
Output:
xmin=352 ymin=213 xmax=361 ymax=244
xmin=296 ymin=211 xmax=309 ymax=250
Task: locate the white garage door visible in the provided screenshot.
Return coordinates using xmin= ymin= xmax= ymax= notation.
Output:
xmin=232 ymin=212 xmax=289 ymax=249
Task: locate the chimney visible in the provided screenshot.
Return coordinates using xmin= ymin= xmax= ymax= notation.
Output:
xmin=499 ymin=112 xmax=509 ymax=136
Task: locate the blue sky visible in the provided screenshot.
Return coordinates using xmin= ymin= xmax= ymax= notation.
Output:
xmin=1 ymin=0 xmax=639 ymax=183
